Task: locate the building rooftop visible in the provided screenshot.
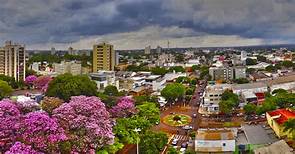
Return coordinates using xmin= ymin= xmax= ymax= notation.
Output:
xmin=254 ymin=140 xmax=293 ymax=154
xmin=241 ymin=124 xmax=278 ymax=144
xmin=196 ymin=129 xmax=235 ymax=140
xmin=267 ymin=108 xmax=295 ymax=125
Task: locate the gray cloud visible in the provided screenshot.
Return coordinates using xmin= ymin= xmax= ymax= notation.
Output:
xmin=0 ymin=0 xmax=294 ymax=49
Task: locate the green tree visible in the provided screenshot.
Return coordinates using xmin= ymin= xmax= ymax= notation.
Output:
xmin=139 ymin=131 xmax=168 ymax=154
xmin=161 ymin=83 xmax=186 ymax=103
xmin=167 ymin=146 xmax=179 ymax=154
xmin=185 ymin=149 xmax=197 ymax=154
xmin=246 ymin=68 xmax=256 ymax=74
xmin=137 ymin=102 xmax=160 ymax=125
xmin=104 ymin=85 xmax=119 ymax=96
xmin=46 ymin=73 xmax=97 ymax=101
xmin=281 ymin=61 xmax=294 ymax=68
xmin=97 ymin=138 xmax=124 ymax=154
xmin=0 ymin=80 xmax=13 ymax=99
xmin=113 ymin=116 xmax=151 ymax=144
xmin=256 ymin=55 xmax=267 ymax=62
xmin=246 ymin=58 xmax=257 ymax=65
xmin=191 ymin=65 xmax=200 ymax=72
xmin=0 ymin=75 xmax=18 ymax=89
xmin=272 ymin=88 xmax=288 ymax=95
xmin=283 ymin=118 xmax=295 ymax=139
xmin=219 ymin=100 xmax=234 ymax=114
xmin=134 ymin=95 xmax=158 ymax=106
xmin=243 ymin=103 xmax=257 ymax=115
xmin=151 ymin=67 xmax=168 ymax=75
xmin=233 ymin=78 xmax=249 ymax=84
xmin=169 ymin=66 xmax=185 ymax=73
xmin=265 ymin=65 xmax=277 ymax=73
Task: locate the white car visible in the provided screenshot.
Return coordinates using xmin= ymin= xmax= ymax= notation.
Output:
xmin=171 ymin=138 xmax=178 ymax=146
xmin=180 ymin=148 xmax=186 ymax=153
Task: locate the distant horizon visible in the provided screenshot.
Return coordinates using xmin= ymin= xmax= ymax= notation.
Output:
xmin=25 ymin=43 xmax=295 ymax=51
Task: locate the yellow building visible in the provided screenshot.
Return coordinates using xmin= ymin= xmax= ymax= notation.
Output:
xmin=93 ymin=43 xmax=116 ymax=72
xmin=266 ymin=108 xmax=295 ymax=139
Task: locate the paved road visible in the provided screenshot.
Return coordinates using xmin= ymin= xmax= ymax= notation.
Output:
xmin=119 ymin=80 xmax=207 ymax=154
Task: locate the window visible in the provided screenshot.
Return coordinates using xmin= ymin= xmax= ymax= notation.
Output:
xmin=223 ymin=143 xmax=226 ymax=146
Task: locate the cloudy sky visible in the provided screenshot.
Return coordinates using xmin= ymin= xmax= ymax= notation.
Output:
xmin=0 ymin=0 xmax=295 ymax=50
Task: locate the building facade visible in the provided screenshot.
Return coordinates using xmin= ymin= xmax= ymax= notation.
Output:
xmin=93 ymin=43 xmax=116 ymax=72
xmin=209 ymin=66 xmax=246 ymax=81
xmin=0 ymin=41 xmax=26 ymax=81
xmin=53 ymin=61 xmax=82 ymax=75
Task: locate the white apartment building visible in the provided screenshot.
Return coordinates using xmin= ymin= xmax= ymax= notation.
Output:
xmin=89 ymin=71 xmax=119 ymax=92
xmin=200 ymin=84 xmax=232 ymax=114
xmin=53 ymin=61 xmax=82 ymax=75
xmin=0 ymin=41 xmax=26 ymax=81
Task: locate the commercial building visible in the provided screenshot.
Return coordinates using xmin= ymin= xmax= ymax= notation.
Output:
xmin=195 ymin=129 xmax=237 ymax=153
xmin=0 ymin=41 xmax=26 ymax=81
xmin=144 ymin=45 xmax=151 ymax=54
xmin=209 ymin=66 xmax=246 ymax=81
xmin=199 ymin=84 xmax=232 ymax=114
xmin=53 ymin=61 xmax=82 ymax=75
xmin=93 ymin=43 xmax=116 ymax=72
xmin=89 ymin=71 xmax=119 ymax=92
xmin=266 ymin=108 xmax=295 ymax=139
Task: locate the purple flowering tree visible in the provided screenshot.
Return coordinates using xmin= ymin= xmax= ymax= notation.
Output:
xmin=20 ymin=112 xmax=67 ymax=153
xmin=5 ymin=142 xmax=43 ymax=154
xmin=16 ymin=99 xmax=40 ymax=114
xmin=110 ymin=96 xmax=136 ymax=118
xmin=53 ymin=96 xmax=114 ymax=153
xmin=25 ymin=75 xmax=38 ymax=86
xmin=0 ymin=99 xmax=21 ymax=151
xmin=33 ymin=76 xmax=52 ymax=92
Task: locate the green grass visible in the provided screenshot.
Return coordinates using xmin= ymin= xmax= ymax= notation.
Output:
xmin=223 ymin=122 xmax=241 ymax=127
xmin=163 ymin=114 xmax=192 ymax=126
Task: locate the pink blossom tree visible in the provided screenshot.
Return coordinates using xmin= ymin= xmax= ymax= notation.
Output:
xmin=0 ymin=99 xmax=21 ymax=151
xmin=110 ymin=96 xmax=136 ymax=118
xmin=33 ymin=76 xmax=52 ymax=92
xmin=20 ymin=112 xmax=67 ymax=153
xmin=5 ymin=142 xmax=43 ymax=154
xmin=25 ymin=75 xmax=37 ymax=86
xmin=16 ymin=99 xmax=40 ymax=114
xmin=53 ymin=96 xmax=114 ymax=153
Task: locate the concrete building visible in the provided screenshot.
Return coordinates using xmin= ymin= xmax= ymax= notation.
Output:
xmin=0 ymin=41 xmax=26 ymax=81
xmin=156 ymin=46 xmax=162 ymax=53
xmin=51 ymin=47 xmax=56 ymax=55
xmin=195 ymin=129 xmax=237 ymax=153
xmin=209 ymin=66 xmax=246 ymax=81
xmin=144 ymin=45 xmax=151 ymax=54
xmin=241 ymin=50 xmax=247 ymax=61
xmin=93 ymin=43 xmax=116 ymax=72
xmin=89 ymin=71 xmax=119 ymax=92
xmin=53 ymin=61 xmax=82 ymax=75
xmin=266 ymin=108 xmax=295 ymax=139
xmin=199 ymin=84 xmax=232 ymax=114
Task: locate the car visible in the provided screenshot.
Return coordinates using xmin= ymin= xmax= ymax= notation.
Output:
xmin=170 ymin=112 xmax=176 ymax=115
xmin=193 ymin=113 xmax=197 ymax=118
xmin=181 ymin=142 xmax=188 ymax=148
xmin=182 ymin=125 xmax=192 ymax=130
xmin=180 ymin=148 xmax=186 ymax=153
xmin=171 ymin=138 xmax=178 ymax=146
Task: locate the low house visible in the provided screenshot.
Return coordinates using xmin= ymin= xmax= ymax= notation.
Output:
xmin=266 ymin=108 xmax=295 ymax=139
xmin=195 ymin=129 xmax=236 ymax=153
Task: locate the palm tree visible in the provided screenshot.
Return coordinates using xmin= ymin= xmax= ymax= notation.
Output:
xmin=283 ymin=118 xmax=295 ymax=139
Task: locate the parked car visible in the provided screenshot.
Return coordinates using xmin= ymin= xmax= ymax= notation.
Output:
xmin=182 ymin=125 xmax=193 ymax=130
xmin=193 ymin=113 xmax=197 ymax=118
xmin=180 ymin=148 xmax=186 ymax=153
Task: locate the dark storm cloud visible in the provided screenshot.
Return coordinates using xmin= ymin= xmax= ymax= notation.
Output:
xmin=0 ymin=0 xmax=295 ymax=48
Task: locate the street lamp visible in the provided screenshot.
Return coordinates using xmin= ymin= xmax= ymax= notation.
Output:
xmin=134 ymin=128 xmax=141 ymax=154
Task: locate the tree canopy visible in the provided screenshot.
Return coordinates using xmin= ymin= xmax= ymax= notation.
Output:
xmin=0 ymin=80 xmax=13 ymax=99
xmin=46 ymin=73 xmax=97 ymax=101
xmin=161 ymin=83 xmax=186 ymax=102
xmin=139 ymin=131 xmax=168 ymax=154
xmin=245 ymin=58 xmax=257 ymax=65
xmin=151 ymin=67 xmax=168 ymax=75
xmin=104 ymin=85 xmax=119 ymax=96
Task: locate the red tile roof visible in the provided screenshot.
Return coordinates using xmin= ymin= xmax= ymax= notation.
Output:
xmin=268 ymin=109 xmax=295 ymax=125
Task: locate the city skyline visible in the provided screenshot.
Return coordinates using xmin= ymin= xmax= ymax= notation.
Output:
xmin=1 ymin=0 xmax=295 ymax=50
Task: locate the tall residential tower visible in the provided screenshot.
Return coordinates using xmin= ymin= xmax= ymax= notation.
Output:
xmin=0 ymin=41 xmax=26 ymax=81
xmin=92 ymin=42 xmax=116 ymax=72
